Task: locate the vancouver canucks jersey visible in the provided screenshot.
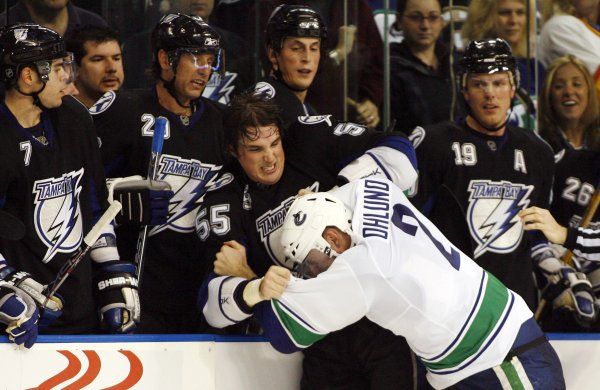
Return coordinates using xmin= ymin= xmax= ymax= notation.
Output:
xmin=91 ymin=88 xmax=228 ymax=314
xmin=255 ymin=178 xmax=533 ymax=389
xmin=0 ymin=96 xmax=108 ymax=333
xmin=409 ymin=121 xmax=554 ymax=307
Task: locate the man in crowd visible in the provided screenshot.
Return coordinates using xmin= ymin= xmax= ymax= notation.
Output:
xmin=198 ymin=92 xmax=418 ymax=389
xmin=0 ymin=0 xmax=107 ymax=38
xmin=91 ymin=13 xmax=227 ymax=333
xmin=233 ymin=178 xmax=566 ymax=389
xmin=67 ymin=25 xmax=124 ymax=109
xmin=0 ymin=23 xmax=139 ymax=346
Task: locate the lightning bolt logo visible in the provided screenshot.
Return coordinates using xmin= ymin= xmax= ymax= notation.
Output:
xmin=467 ymin=180 xmax=534 ymax=258
xmin=203 ymin=71 xmax=238 ymax=105
xmin=149 ymin=155 xmax=232 ymax=235
xmin=33 ymin=169 xmax=84 ymax=263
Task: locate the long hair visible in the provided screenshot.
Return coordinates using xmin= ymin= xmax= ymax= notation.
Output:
xmin=539 ymin=55 xmax=600 ymax=152
xmin=462 ymin=0 xmax=534 ymax=58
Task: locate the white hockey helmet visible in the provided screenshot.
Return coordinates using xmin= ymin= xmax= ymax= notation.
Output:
xmin=281 ymin=192 xmax=352 ymax=266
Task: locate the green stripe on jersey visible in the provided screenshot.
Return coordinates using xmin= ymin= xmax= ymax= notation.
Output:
xmin=423 ymin=272 xmax=509 ymax=371
xmin=500 ymin=360 xmax=527 ymax=390
xmin=273 ymin=300 xmax=327 ymax=348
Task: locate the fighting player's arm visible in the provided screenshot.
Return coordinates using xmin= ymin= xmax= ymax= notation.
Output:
xmin=85 ymin=125 xmax=140 ymax=333
xmin=252 ymin=260 xmax=368 ymax=353
xmin=199 ymin=265 xmax=290 ymax=328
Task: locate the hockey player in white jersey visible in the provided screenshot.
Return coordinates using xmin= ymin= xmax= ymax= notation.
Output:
xmin=220 ymin=178 xmax=565 ymax=389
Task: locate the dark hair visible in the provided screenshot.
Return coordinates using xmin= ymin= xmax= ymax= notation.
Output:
xmin=396 ymin=0 xmax=442 ymax=15
xmin=224 ymin=92 xmax=283 ymax=156
xmin=66 ymin=25 xmax=121 ymax=65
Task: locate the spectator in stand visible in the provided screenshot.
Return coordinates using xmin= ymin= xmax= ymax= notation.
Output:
xmin=539 ymin=55 xmax=600 ymax=152
xmin=390 ymin=0 xmax=460 ymax=133
xmin=0 ymin=0 xmax=107 ymax=38
xmin=66 ymin=26 xmax=125 ymax=109
xmin=462 ymin=0 xmax=540 ymax=130
xmin=539 ymin=0 xmax=600 ymax=98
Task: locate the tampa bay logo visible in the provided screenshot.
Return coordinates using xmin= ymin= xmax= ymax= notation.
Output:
xmin=466 ymin=180 xmax=534 ymax=258
xmin=31 ymin=349 xmax=142 ymax=389
xmin=33 ymin=169 xmax=84 ymax=263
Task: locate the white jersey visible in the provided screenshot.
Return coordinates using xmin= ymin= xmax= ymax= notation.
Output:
xmin=263 ymin=178 xmax=533 ymax=389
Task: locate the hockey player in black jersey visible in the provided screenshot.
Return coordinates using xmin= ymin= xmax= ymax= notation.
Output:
xmin=197 ymin=92 xmax=418 ymax=389
xmin=409 ymin=39 xmax=595 ymax=323
xmin=0 ymin=23 xmax=139 ymax=344
xmin=252 ymin=4 xmax=325 ymax=129
xmin=91 ymin=14 xmax=229 ymax=333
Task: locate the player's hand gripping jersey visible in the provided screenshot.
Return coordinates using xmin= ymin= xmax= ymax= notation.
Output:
xmin=254 ymin=179 xmax=537 ymax=389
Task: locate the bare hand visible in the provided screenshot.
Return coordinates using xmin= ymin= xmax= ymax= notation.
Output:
xmin=519 ymin=207 xmax=568 ymax=244
xmin=297 ymin=188 xmax=314 ymax=197
xmin=259 ymin=266 xmax=291 ymax=300
xmin=214 ymin=240 xmax=257 ymax=278
xmin=348 ymin=98 xmax=380 ymax=128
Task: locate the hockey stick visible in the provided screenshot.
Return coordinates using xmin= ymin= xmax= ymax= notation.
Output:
xmin=535 ymin=185 xmax=600 ymax=320
xmin=0 ymin=210 xmax=25 ymax=241
xmin=44 ymin=200 xmax=122 ymax=301
xmin=134 ymin=116 xmax=167 ymax=288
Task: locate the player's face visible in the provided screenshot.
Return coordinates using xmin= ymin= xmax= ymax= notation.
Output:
xmin=173 ymin=51 xmax=214 ymax=100
xmin=298 ymin=249 xmax=335 ymax=278
xmin=494 ymin=0 xmax=526 ymax=47
xmin=399 ymin=0 xmax=443 ymax=49
xmin=550 ymin=63 xmax=589 ymax=126
xmin=236 ymin=125 xmax=285 ymax=186
xmin=38 ymin=57 xmax=75 ymax=108
xmin=76 ymin=40 xmax=124 ymax=98
xmin=463 ymin=73 xmax=515 ymax=130
xmin=270 ymin=37 xmax=320 ymax=91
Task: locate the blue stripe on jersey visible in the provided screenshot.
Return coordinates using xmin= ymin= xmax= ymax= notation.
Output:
xmin=426 ymin=270 xmax=486 ymax=361
xmin=365 ymin=152 xmax=392 ymax=181
xmin=431 ymin=292 xmax=516 ymax=375
xmin=254 ymin=300 xmax=301 ymax=354
xmin=376 ymin=136 xmax=418 ymax=169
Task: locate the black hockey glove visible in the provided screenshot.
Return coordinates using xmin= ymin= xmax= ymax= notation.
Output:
xmin=0 ymin=282 xmax=39 ymax=348
xmin=108 ymin=176 xmax=173 ymax=227
xmin=94 ymin=261 xmax=140 ymax=333
xmin=0 ymin=265 xmax=63 ymax=328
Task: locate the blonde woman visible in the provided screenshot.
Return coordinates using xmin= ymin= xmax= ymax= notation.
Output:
xmin=539 ymin=55 xmax=599 ymax=152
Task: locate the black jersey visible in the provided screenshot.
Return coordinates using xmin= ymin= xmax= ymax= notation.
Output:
xmin=0 ymin=96 xmax=109 ymax=333
xmin=91 ymin=88 xmax=228 ymax=319
xmin=551 ymin=149 xmax=599 ymax=230
xmin=253 ymin=76 xmax=317 ymax=130
xmin=410 ymin=121 xmax=555 ymax=308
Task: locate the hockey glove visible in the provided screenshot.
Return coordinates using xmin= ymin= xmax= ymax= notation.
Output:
xmin=94 ymin=261 xmax=140 ymax=333
xmin=0 ymin=265 xmax=63 ymax=327
xmin=108 ymin=176 xmax=173 ymax=227
xmin=0 ymin=282 xmax=39 ymax=348
xmin=536 ymin=256 xmax=596 ymax=326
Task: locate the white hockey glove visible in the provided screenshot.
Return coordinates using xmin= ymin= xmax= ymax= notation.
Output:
xmin=0 ymin=282 xmax=39 ymax=348
xmin=94 ymin=261 xmax=140 ymax=333
xmin=536 ymin=256 xmax=596 ymax=326
xmin=0 ymin=265 xmax=63 ymax=328
xmin=107 ymin=176 xmax=173 ymax=227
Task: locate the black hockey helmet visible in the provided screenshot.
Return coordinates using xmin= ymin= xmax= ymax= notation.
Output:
xmin=459 ymin=38 xmax=519 ymax=88
xmin=266 ymin=5 xmax=327 ymax=50
xmin=151 ymin=13 xmax=223 ymax=74
xmin=0 ymin=23 xmax=73 ymax=84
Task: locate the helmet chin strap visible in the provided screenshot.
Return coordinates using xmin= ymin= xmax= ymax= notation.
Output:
xmin=160 ymin=75 xmax=193 ymax=110
xmin=15 ymin=82 xmax=49 ymax=110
